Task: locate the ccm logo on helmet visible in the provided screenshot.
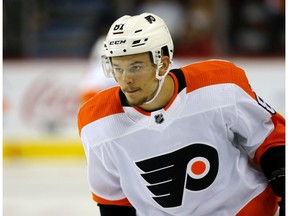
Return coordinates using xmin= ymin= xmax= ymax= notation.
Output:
xmin=109 ymin=40 xmax=126 ymax=45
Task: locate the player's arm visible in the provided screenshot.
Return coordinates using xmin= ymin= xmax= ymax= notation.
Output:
xmin=260 ymin=146 xmax=285 ymax=215
xmin=98 ymin=204 xmax=136 ymax=216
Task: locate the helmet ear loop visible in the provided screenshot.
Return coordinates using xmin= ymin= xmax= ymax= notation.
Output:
xmin=144 ymin=62 xmax=169 ymax=105
xmin=155 ymin=59 xmax=172 ymax=80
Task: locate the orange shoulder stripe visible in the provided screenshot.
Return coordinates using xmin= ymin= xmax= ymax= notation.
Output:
xmin=78 ymin=86 xmax=124 ymax=134
xmin=92 ymin=193 xmax=133 ymax=207
xmin=180 ymin=60 xmax=256 ymax=99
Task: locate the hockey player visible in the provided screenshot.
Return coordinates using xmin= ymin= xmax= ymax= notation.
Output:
xmin=78 ymin=13 xmax=285 ymax=216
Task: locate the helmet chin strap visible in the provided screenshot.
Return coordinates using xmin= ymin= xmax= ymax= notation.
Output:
xmin=144 ymin=63 xmax=170 ymax=105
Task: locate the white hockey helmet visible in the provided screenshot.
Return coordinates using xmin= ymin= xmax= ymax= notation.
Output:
xmin=101 ymin=13 xmax=174 ymax=78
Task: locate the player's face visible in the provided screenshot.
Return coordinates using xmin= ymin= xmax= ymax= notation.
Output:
xmin=111 ymin=52 xmax=158 ymax=106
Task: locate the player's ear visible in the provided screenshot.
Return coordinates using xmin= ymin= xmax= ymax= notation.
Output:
xmin=159 ymin=56 xmax=170 ymax=76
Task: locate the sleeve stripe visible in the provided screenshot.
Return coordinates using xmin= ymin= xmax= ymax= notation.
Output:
xmin=253 ymin=113 xmax=286 ymax=164
xmin=92 ymin=193 xmax=133 ymax=207
xmin=236 ymin=185 xmax=279 ymax=215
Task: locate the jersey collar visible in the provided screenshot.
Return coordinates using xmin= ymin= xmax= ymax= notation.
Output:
xmin=121 ymin=69 xmax=187 ymax=128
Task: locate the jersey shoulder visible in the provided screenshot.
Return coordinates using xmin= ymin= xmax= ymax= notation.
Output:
xmin=180 ymin=59 xmax=253 ymax=96
xmin=78 ymin=86 xmax=124 ymax=133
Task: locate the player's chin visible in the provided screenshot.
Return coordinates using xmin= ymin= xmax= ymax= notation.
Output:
xmin=126 ymin=96 xmax=148 ymax=107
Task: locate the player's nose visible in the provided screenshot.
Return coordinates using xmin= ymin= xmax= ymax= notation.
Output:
xmin=122 ymin=71 xmax=134 ymax=84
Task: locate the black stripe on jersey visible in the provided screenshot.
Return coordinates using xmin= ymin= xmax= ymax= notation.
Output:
xmin=120 ymin=89 xmax=130 ymax=107
xmin=170 ymin=69 xmax=186 ymax=93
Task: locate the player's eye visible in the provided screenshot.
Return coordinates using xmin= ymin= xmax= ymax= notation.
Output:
xmin=129 ymin=65 xmax=143 ymax=73
xmin=113 ymin=67 xmax=124 ymax=74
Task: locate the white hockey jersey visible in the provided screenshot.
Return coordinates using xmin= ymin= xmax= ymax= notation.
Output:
xmin=78 ymin=60 xmax=285 ymax=216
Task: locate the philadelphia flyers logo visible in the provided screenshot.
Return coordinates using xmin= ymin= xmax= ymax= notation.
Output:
xmin=135 ymin=144 xmax=219 ymax=208
xmin=145 ymin=15 xmax=156 ymax=24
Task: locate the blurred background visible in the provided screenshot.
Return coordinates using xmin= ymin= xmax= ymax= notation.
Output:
xmin=3 ymin=0 xmax=285 ymax=216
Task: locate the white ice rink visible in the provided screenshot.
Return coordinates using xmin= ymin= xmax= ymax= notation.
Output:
xmin=3 ymin=159 xmax=101 ymax=216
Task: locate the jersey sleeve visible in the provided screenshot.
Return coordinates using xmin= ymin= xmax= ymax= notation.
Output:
xmin=78 ymin=87 xmax=132 ymax=206
xmin=81 ymin=131 xmax=132 ymax=206
xmin=181 ymin=60 xmax=285 ymax=164
xmin=227 ymin=65 xmax=285 ymax=164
